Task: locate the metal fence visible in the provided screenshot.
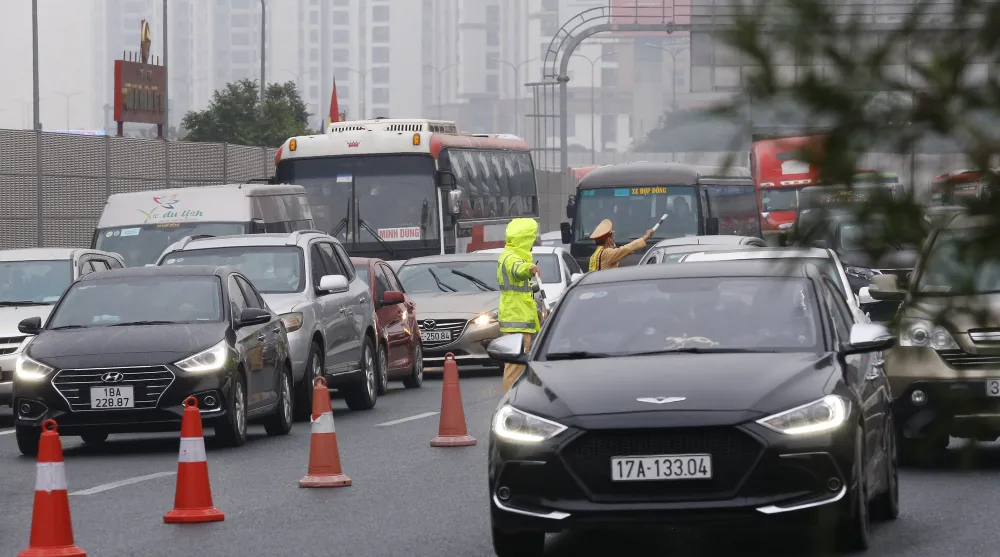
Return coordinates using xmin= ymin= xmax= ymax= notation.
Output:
xmin=0 ymin=129 xmax=278 ymax=249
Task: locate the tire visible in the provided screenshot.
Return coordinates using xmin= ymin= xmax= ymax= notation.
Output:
xmin=215 ymin=373 xmax=248 ymax=447
xmin=294 ymin=342 xmax=323 ymax=422
xmin=898 ymin=429 xmax=948 ymax=467
xmin=15 ymin=425 xmax=40 ymax=457
xmin=263 ymin=366 xmax=294 ymax=436
xmin=81 ymin=432 xmax=109 ymax=445
xmin=402 ymin=342 xmax=424 ymax=389
xmin=836 ymin=427 xmax=871 ymax=552
xmin=376 ymin=343 xmax=389 ymax=396
xmin=344 ymin=337 xmax=378 ymax=411
xmin=491 ymin=526 xmax=544 ymax=557
xmin=871 ymin=417 xmax=900 ymax=521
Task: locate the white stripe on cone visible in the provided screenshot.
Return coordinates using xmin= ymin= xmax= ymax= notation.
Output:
xmin=311 ymin=412 xmax=335 ymax=434
xmin=178 ymin=437 xmax=207 ymax=463
xmin=35 ymin=461 xmax=68 ymax=492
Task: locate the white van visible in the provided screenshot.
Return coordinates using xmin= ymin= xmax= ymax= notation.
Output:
xmin=91 ymin=183 xmax=314 ymax=266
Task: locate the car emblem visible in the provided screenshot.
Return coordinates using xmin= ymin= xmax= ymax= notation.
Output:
xmin=101 ymin=372 xmax=125 ymax=383
xmin=422 ymin=320 xmax=436 ymax=329
xmin=636 ymin=396 xmax=686 ymax=405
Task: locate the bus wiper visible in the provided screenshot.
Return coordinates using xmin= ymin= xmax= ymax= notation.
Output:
xmin=330 ymin=204 xmax=350 ymax=238
xmin=0 ymin=300 xmax=51 ymax=306
xmin=450 ymin=270 xmax=496 ymax=291
xmin=358 ymin=218 xmax=399 ymax=259
xmin=427 ymin=268 xmax=457 ymax=292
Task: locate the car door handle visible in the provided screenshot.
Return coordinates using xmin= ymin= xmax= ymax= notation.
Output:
xmin=272 ymin=325 xmax=281 ymax=333
xmin=358 ymin=296 xmax=367 ymax=305
xmin=257 ymin=333 xmax=266 ymax=341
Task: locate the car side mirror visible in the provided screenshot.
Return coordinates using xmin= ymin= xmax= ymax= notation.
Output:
xmin=560 ymin=222 xmax=572 ymax=245
xmin=236 ymin=307 xmax=271 ymax=328
xmin=381 ymin=290 xmax=405 ymax=306
xmin=566 ymin=195 xmax=577 ymax=219
xmin=318 ymin=274 xmax=350 ymax=293
xmin=18 ymin=317 xmax=42 ymax=335
xmin=705 ymin=217 xmax=720 ymax=236
xmin=250 ymin=218 xmax=266 ymax=234
xmin=487 ymin=333 xmax=528 ymax=364
xmin=570 ymin=272 xmax=583 ymax=283
xmin=436 ymin=169 xmax=456 ymax=189
xmin=868 ymin=274 xmax=905 ymax=301
xmin=842 ymin=322 xmax=896 ymax=355
xmin=858 ymin=286 xmax=876 ymax=306
xmin=447 ymin=189 xmax=462 ymax=215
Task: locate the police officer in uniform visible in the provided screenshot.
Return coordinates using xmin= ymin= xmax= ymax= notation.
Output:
xmin=589 ymin=219 xmax=654 ymax=271
xmin=497 ymin=218 xmax=541 ymax=393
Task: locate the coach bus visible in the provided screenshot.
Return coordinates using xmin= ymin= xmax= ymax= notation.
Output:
xmin=559 ymin=161 xmax=762 ymax=268
xmin=930 ymin=168 xmax=995 ymax=206
xmin=272 ymin=118 xmax=539 ymax=260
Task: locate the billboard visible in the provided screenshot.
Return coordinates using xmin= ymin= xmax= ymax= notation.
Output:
xmin=113 ymin=19 xmax=168 ymax=134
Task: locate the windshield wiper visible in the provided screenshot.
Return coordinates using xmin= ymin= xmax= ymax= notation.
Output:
xmin=451 ymin=270 xmax=497 ymax=291
xmin=359 ymin=218 xmax=399 ymax=259
xmin=427 ymin=268 xmax=457 ymax=293
xmin=330 ymin=203 xmax=350 ymax=238
xmin=545 ymin=351 xmax=617 ymax=361
xmin=622 ymin=347 xmax=784 ymax=356
xmin=0 ymin=300 xmax=51 ymax=306
xmin=50 ymin=325 xmax=86 ymax=330
xmin=107 ymin=320 xmax=176 ymax=327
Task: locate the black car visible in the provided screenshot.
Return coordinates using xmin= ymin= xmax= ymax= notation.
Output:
xmin=11 ymin=265 xmax=294 ymax=455
xmin=485 ymin=261 xmax=899 ymax=556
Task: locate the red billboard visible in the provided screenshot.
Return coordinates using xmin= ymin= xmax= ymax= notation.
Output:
xmin=607 ymin=0 xmax=691 ymax=37
xmin=112 ymin=18 xmax=168 ymax=136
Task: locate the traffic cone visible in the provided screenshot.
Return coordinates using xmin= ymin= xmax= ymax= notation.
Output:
xmin=299 ymin=377 xmax=352 ymax=488
xmin=431 ymin=352 xmax=477 ymax=447
xmin=20 ymin=419 xmax=86 ymax=557
xmin=164 ymin=397 xmax=224 ymax=523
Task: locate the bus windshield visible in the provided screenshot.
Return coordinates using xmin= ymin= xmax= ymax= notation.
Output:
xmin=94 ymin=222 xmax=247 ymax=267
xmin=574 ymin=186 xmax=698 ymax=242
xmin=761 ymin=186 xmax=807 ymax=212
xmin=275 ymin=155 xmax=440 ymax=245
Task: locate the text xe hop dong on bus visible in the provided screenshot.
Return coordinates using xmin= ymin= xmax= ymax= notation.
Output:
xmin=272 ymin=118 xmax=540 ymax=261
xmin=560 ymin=162 xmax=763 ymax=269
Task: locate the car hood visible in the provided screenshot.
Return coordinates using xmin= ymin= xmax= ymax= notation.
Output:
xmin=27 ymin=322 xmax=228 ymax=369
xmin=0 ymin=304 xmax=55 ymax=334
xmin=407 ymin=291 xmax=501 ymax=318
xmin=839 ymin=248 xmax=918 ymax=270
xmin=261 ymin=292 xmax=308 ymax=315
xmin=511 ymin=352 xmax=837 ymax=420
xmin=906 ymin=293 xmax=1000 ymax=332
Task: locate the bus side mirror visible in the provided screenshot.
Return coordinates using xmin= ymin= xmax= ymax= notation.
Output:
xmin=250 ymin=218 xmax=266 ymax=233
xmin=560 ymin=222 xmax=572 ymax=245
xmin=436 ymin=170 xmax=456 ymax=189
xmin=447 ymin=189 xmax=462 ymax=215
xmin=705 ymin=217 xmax=720 ymax=236
xmin=566 ymin=195 xmax=577 ymax=219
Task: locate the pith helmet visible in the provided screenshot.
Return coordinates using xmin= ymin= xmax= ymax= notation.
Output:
xmin=590 ymin=219 xmax=613 ymax=240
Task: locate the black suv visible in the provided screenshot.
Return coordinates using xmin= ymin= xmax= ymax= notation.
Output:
xmin=11 ymin=265 xmax=294 ymax=455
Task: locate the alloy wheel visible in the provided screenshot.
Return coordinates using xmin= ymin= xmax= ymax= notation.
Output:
xmin=281 ymin=373 xmax=293 ymax=425
xmin=414 ymin=344 xmax=423 ymax=381
xmin=365 ymin=345 xmax=376 ymax=400
xmin=379 ymin=347 xmax=389 ymax=393
xmin=311 ymin=355 xmax=322 ymax=380
xmin=235 ymin=384 xmax=247 ymax=437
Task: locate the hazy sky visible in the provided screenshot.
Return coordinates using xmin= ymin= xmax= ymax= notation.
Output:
xmin=0 ymin=0 xmax=102 ymax=130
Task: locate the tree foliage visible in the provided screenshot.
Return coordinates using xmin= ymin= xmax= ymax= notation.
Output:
xmin=181 ymin=79 xmax=310 ymax=147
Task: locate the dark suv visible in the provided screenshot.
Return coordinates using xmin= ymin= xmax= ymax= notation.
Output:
xmin=11 ymin=265 xmax=294 ymax=455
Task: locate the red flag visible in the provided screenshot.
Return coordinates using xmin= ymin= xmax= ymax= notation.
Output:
xmin=328 ymin=77 xmax=340 ymax=124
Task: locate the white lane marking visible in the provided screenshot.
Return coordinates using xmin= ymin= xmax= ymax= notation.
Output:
xmin=70 ymin=471 xmax=176 ymax=496
xmin=0 ymin=429 xmax=14 ymax=436
xmin=376 ymin=411 xmax=440 ymax=427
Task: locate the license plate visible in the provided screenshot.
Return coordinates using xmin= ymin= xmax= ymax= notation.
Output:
xmin=420 ymin=330 xmax=451 ymax=342
xmin=90 ymin=386 xmax=134 ymax=409
xmin=611 ymin=454 xmax=712 ymax=481
xmin=987 ymin=380 xmax=1000 ymax=397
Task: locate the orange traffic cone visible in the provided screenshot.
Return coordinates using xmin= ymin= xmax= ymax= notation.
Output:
xmin=164 ymin=397 xmax=224 ymax=524
xmin=20 ymin=419 xmax=86 ymax=557
xmin=431 ymin=352 xmax=477 ymax=447
xmin=299 ymin=377 xmax=352 ymax=488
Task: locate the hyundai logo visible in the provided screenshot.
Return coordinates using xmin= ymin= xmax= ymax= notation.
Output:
xmin=422 ymin=320 xmax=436 ymax=329
xmin=101 ymin=372 xmax=125 ymax=383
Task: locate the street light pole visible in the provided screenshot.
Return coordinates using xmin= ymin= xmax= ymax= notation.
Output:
xmin=260 ymin=0 xmax=267 ymax=107
xmin=53 ymin=92 xmax=82 ymax=130
xmin=644 ymin=42 xmax=689 ymax=112
xmin=492 ymin=58 xmax=538 ymax=136
xmin=423 ymin=64 xmax=457 ymax=120
xmin=571 ymin=52 xmax=615 ymax=164
xmin=31 ymin=0 xmax=40 ymax=130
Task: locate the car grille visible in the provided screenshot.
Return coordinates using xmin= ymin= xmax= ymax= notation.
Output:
xmin=561 ymin=427 xmax=763 ymax=501
xmin=937 ymin=349 xmax=1000 ymax=370
xmin=417 ymin=319 xmax=469 ymax=350
xmin=969 ymin=329 xmax=1000 ymax=344
xmin=0 ymin=335 xmax=26 ymax=356
xmin=52 ymin=366 xmax=175 ymax=411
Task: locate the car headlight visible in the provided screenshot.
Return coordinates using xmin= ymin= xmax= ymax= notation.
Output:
xmin=492 ymin=405 xmax=567 ymax=443
xmin=15 ymin=354 xmax=53 ymax=382
xmin=474 ymin=309 xmax=499 ymax=327
xmin=280 ymin=312 xmax=303 ymax=333
xmin=757 ymin=395 xmax=849 ymax=435
xmin=900 ymin=318 xmax=959 ymax=349
xmin=175 ymin=340 xmax=231 ymax=374
xmin=845 ymin=266 xmax=878 ymax=280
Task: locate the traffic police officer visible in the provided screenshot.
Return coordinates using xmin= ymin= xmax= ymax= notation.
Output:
xmin=497 ymin=218 xmax=540 ymax=393
xmin=589 ymin=219 xmax=654 ymax=271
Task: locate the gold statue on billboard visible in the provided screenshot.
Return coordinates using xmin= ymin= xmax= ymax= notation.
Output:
xmin=140 ymin=19 xmax=152 ymax=64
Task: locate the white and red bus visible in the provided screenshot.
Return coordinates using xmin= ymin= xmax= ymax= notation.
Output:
xmin=272 ymin=118 xmax=540 ymax=260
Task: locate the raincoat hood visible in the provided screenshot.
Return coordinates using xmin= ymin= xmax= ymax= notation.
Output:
xmin=505 ymin=218 xmax=538 ymax=261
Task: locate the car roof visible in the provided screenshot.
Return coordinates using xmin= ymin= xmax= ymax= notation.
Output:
xmin=165 ymin=231 xmax=331 ymax=252
xmin=476 ymin=246 xmax=561 ymax=255
xmin=652 ymin=244 xmax=761 ymax=256
xmin=350 ymin=257 xmax=385 ymax=266
xmin=78 ymin=265 xmax=233 ymax=281
xmin=0 ymin=248 xmax=117 ymax=262
xmin=577 ymin=259 xmax=815 ymax=286
xmin=540 ymin=231 xmax=562 ymax=239
xmin=680 ymin=247 xmax=832 ymax=262
xmin=401 ymin=253 xmax=499 ymax=265
xmin=651 ymin=235 xmax=758 ymax=248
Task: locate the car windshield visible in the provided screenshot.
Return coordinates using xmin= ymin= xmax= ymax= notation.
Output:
xmin=397 ymin=260 xmax=499 ymax=293
xmin=543 ymin=277 xmax=822 ymax=357
xmin=575 ymin=186 xmax=698 ymax=242
xmin=94 ymin=222 xmax=247 ymax=267
xmin=49 ymin=275 xmax=224 ymax=329
xmin=535 ymin=254 xmax=560 ymax=283
xmin=159 ymin=247 xmax=305 ymax=293
xmin=355 ymin=264 xmax=370 ymax=287
xmin=760 ymin=187 xmax=805 ymax=212
xmin=0 ymin=260 xmax=73 ymax=304
xmin=916 ymin=228 xmax=1000 ymax=295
